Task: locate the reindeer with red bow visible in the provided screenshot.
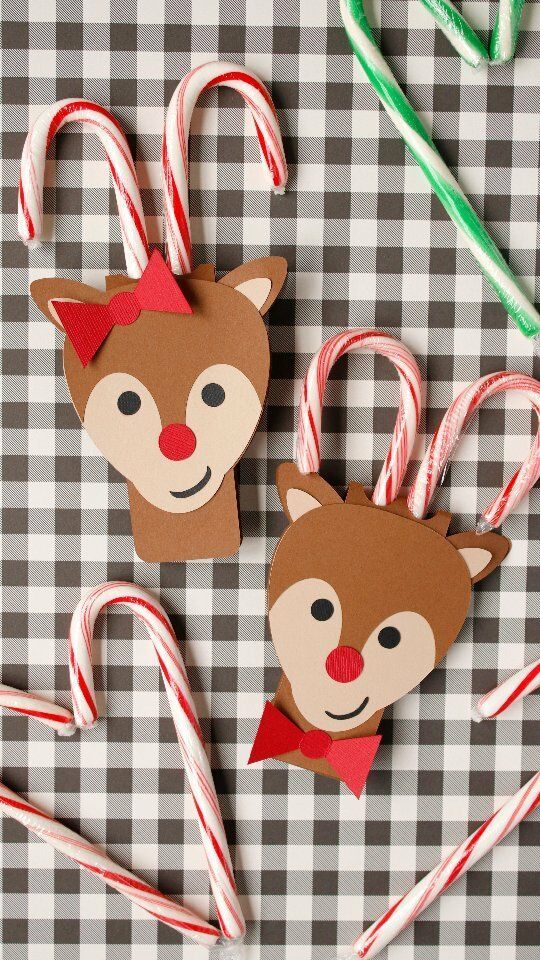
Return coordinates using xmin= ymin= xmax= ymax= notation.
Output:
xmin=20 ymin=65 xmax=288 ymax=561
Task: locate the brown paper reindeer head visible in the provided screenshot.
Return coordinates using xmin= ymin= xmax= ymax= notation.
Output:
xmin=250 ymin=462 xmax=510 ymax=795
xmin=31 ymin=251 xmax=286 ymax=561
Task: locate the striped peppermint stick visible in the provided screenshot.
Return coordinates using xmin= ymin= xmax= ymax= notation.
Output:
xmin=296 ymin=329 xmax=422 ymax=505
xmin=490 ymin=0 xmax=526 ymax=63
xmin=0 ymin=780 xmax=222 ymax=946
xmin=0 ymin=683 xmax=75 ymax=735
xmin=19 ymin=99 xmax=150 ymax=278
xmin=474 ymin=659 xmax=540 ymax=721
xmin=163 ymin=60 xmax=287 ymax=275
xmin=407 ymin=372 xmax=540 ymax=530
xmin=345 ymin=771 xmax=540 ymax=959
xmin=340 ymin=0 xmax=540 ymax=340
xmin=68 ymin=582 xmax=245 ymax=944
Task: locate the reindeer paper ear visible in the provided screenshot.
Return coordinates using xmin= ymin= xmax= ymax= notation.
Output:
xmin=448 ymin=531 xmax=510 ymax=584
xmin=30 ymin=278 xmax=106 ymax=333
xmin=219 ymin=256 xmax=287 ymax=316
xmin=276 ymin=462 xmax=343 ymax=523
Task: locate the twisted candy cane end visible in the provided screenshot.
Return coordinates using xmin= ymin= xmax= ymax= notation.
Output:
xmin=209 ymin=937 xmax=246 ymax=959
xmin=56 ymin=723 xmax=77 ymax=736
xmin=476 ymin=517 xmax=495 ymax=535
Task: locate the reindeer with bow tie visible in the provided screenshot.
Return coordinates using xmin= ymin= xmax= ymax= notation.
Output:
xmin=249 ymin=332 xmax=520 ymax=797
xmin=249 ymin=463 xmax=509 ymax=796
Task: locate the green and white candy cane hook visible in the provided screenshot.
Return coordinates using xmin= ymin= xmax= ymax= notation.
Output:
xmin=415 ymin=0 xmax=526 ymax=68
xmin=340 ymin=0 xmax=540 ymax=342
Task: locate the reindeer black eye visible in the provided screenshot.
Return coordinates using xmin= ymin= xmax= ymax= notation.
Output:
xmin=378 ymin=626 xmax=401 ymax=649
xmin=311 ymin=599 xmax=334 ymax=621
xmin=202 ymin=383 xmax=225 ymax=407
xmin=117 ymin=391 xmax=141 ymax=415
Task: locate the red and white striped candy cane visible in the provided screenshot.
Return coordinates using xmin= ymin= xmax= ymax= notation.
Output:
xmin=296 ymin=329 xmax=422 ymax=505
xmin=408 ymin=371 xmax=540 ymax=530
xmin=0 ymin=683 xmax=75 ymax=735
xmin=68 ymin=582 xmax=245 ymax=944
xmin=0 ymin=779 xmax=222 ymax=946
xmin=344 ymin=771 xmax=540 ymax=959
xmin=18 ymin=99 xmax=150 ymax=278
xmin=474 ymin=659 xmax=540 ymax=721
xmin=163 ymin=60 xmax=287 ymax=275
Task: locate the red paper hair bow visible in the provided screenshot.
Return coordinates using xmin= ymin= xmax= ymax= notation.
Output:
xmin=51 ymin=249 xmax=192 ymax=367
xmin=249 ymin=702 xmax=381 ymax=798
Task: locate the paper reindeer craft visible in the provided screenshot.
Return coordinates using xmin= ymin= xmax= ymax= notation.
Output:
xmin=30 ymin=250 xmax=286 ymax=561
xmin=248 ymin=330 xmax=519 ymax=796
xmin=249 ymin=462 xmax=510 ymax=796
xmin=20 ymin=68 xmax=288 ymax=562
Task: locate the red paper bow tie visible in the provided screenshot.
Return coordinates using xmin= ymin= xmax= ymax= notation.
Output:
xmin=51 ymin=249 xmax=192 ymax=367
xmin=249 ymin=702 xmax=381 ymax=798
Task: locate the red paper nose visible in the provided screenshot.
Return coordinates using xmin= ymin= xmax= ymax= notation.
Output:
xmin=158 ymin=423 xmax=197 ymax=461
xmin=325 ymin=646 xmax=364 ymax=683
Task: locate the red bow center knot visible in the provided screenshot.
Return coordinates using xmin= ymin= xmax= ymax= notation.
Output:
xmin=109 ymin=290 xmax=141 ymax=326
xmin=299 ymin=728 xmax=332 ymax=759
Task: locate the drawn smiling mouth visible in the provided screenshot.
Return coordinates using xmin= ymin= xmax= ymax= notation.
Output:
xmin=170 ymin=466 xmax=212 ymax=499
xmin=325 ymin=696 xmax=369 ymax=721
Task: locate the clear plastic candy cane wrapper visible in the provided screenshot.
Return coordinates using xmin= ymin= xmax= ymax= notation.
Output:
xmin=407 ymin=371 xmax=540 ymax=532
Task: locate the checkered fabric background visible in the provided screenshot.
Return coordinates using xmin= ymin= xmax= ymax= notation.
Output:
xmin=1 ymin=0 xmax=539 ymax=957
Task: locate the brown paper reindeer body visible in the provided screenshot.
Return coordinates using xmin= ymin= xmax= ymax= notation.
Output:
xmin=31 ymin=252 xmax=286 ymax=561
xmin=249 ymin=462 xmax=510 ymax=796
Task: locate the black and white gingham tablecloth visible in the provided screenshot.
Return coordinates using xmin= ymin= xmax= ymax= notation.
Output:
xmin=1 ymin=1 xmax=539 ymax=957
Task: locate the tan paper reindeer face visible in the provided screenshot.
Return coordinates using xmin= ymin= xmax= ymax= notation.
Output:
xmin=249 ymin=462 xmax=510 ymax=795
xmin=31 ymin=252 xmax=287 ymax=561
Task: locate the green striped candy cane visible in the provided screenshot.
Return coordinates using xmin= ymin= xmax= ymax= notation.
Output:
xmin=416 ymin=0 xmax=526 ymax=67
xmin=490 ymin=0 xmax=526 ymax=63
xmin=417 ymin=0 xmax=489 ymax=68
xmin=340 ymin=0 xmax=540 ymax=340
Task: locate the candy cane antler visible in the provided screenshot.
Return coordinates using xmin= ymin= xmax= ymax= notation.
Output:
xmin=19 ymin=99 xmax=150 ymax=278
xmin=163 ymin=61 xmax=287 ymax=275
xmin=408 ymin=372 xmax=540 ymax=530
xmin=68 ymin=582 xmax=245 ymax=944
xmin=296 ymin=329 xmax=422 ymax=505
